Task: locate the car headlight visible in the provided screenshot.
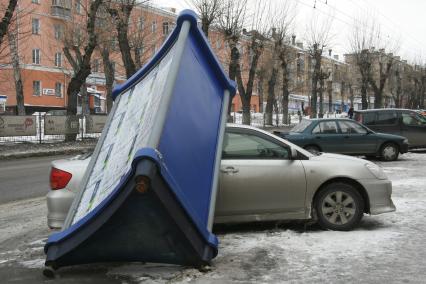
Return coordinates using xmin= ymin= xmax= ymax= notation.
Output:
xmin=403 ymin=138 xmax=408 ymax=144
xmin=365 ymin=163 xmax=387 ymax=180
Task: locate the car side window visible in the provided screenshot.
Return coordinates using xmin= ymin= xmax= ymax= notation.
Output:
xmin=362 ymin=113 xmax=376 ymax=125
xmin=377 ymin=112 xmax=398 ymax=125
xmin=312 ymin=121 xmax=338 ymax=134
xmin=222 ymin=132 xmax=290 ymax=160
xmin=339 ymin=121 xmax=367 ymax=134
xmin=402 ymin=112 xmax=426 ymax=126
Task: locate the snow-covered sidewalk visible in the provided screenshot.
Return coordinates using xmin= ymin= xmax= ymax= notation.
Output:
xmin=0 ymin=152 xmax=425 ymax=283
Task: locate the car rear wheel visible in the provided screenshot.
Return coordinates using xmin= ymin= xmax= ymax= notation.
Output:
xmin=304 ymin=145 xmax=320 ymax=155
xmin=314 ymin=182 xmax=364 ymax=231
xmin=380 ymin=143 xmax=399 ymax=161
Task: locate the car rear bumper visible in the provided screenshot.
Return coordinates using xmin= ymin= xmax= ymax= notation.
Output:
xmin=46 ymin=189 xmax=75 ymax=229
xmin=358 ymin=179 xmax=396 ymax=215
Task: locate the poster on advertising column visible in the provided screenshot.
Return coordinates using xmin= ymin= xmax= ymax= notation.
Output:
xmin=44 ymin=10 xmax=236 ymax=275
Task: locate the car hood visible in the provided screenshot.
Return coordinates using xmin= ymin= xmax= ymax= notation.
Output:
xmin=373 ymin=132 xmax=406 ymax=140
xmin=311 ymin=152 xmax=366 ymax=163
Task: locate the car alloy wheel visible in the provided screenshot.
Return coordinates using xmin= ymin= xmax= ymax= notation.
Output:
xmin=381 ymin=143 xmax=399 ymax=161
xmin=315 ymin=182 xmax=364 ymax=231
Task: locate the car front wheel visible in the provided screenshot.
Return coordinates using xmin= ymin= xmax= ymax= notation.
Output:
xmin=380 ymin=143 xmax=399 ymax=161
xmin=314 ymin=182 xmax=364 ymax=231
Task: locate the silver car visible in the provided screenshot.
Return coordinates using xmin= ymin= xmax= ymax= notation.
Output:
xmin=47 ymin=124 xmax=396 ymax=231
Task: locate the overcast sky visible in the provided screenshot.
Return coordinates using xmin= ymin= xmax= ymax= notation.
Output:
xmin=152 ymin=0 xmax=426 ymax=64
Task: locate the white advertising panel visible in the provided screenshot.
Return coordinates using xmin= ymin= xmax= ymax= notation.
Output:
xmin=70 ymin=46 xmax=175 ymax=225
xmin=0 ymin=116 xmax=36 ymax=137
xmin=44 ymin=115 xmax=80 ymax=135
xmin=85 ymin=115 xmax=107 ymax=133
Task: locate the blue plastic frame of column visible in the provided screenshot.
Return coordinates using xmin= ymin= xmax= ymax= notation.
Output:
xmin=45 ymin=10 xmax=236 ymax=251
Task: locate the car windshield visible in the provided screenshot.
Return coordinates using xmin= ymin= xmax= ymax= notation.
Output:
xmin=290 ymin=120 xmax=311 ymax=133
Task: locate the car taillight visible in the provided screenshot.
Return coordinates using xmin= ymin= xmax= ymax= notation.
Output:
xmin=50 ymin=167 xmax=72 ymax=190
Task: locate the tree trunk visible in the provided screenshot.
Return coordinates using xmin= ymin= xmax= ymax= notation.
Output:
xmin=258 ymin=76 xmax=264 ymax=113
xmin=318 ymin=78 xmax=324 ymax=118
xmin=109 ymin=4 xmax=137 ymax=78
xmin=265 ymin=67 xmax=277 ymax=125
xmin=80 ymin=84 xmax=89 ymax=115
xmin=0 ymin=0 xmax=18 ymax=46
xmin=328 ymin=81 xmax=333 ymax=113
xmin=361 ymin=78 xmax=368 ymax=109
xmin=7 ymin=31 xmax=25 ymax=115
xmin=201 ymin=19 xmax=209 ymax=38
xmin=281 ymin=62 xmax=290 ymax=125
xmin=310 ymin=49 xmax=322 ymax=118
xmin=340 ymin=81 xmax=345 ymax=112
xmin=227 ymin=44 xmax=239 ymax=121
xmin=101 ymin=47 xmax=115 ymax=113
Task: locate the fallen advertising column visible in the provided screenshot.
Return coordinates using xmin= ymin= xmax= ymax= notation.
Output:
xmin=43 ymin=10 xmax=236 ymax=276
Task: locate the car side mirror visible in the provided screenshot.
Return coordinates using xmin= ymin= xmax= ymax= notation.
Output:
xmin=291 ymin=148 xmax=298 ymax=160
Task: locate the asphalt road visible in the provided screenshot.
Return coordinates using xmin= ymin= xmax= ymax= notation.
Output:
xmin=0 ymin=155 xmax=72 ymax=204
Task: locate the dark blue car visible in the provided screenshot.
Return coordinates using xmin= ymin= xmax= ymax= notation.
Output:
xmin=274 ymin=118 xmax=409 ymax=161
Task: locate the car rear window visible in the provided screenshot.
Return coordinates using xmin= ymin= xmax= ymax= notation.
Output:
xmin=377 ymin=111 xmax=398 ymax=125
xmin=356 ymin=112 xmax=376 ymax=125
xmin=291 ymin=119 xmax=311 ymax=133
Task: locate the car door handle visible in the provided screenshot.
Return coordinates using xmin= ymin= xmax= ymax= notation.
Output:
xmin=220 ymin=166 xmax=239 ymax=174
xmin=315 ymin=136 xmax=321 ymax=139
xmin=344 ymin=135 xmax=350 ymax=138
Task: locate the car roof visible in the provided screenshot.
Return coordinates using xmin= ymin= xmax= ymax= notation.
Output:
xmin=354 ymin=108 xmax=416 ymax=113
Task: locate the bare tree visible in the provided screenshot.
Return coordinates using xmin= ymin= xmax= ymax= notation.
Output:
xmin=190 ymin=0 xmax=222 ymax=37
xmin=348 ymin=15 xmax=399 ymax=109
xmin=62 ymin=0 xmax=103 ymax=140
xmin=0 ymin=0 xmax=17 ymax=46
xmin=7 ymin=30 xmax=24 ymax=115
xmin=218 ymin=0 xmax=247 ymax=121
xmin=268 ymin=1 xmax=296 ymax=124
xmin=107 ymin=0 xmax=150 ymax=78
xmin=305 ymin=12 xmax=333 ymax=118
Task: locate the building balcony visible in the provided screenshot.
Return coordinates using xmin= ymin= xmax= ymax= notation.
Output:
xmin=51 ymin=0 xmax=71 ymax=20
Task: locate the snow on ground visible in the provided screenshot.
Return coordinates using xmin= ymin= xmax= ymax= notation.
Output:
xmin=0 ymin=152 xmax=425 ymax=283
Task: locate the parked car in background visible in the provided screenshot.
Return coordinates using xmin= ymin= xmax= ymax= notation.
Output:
xmin=47 ymin=124 xmax=396 ymax=231
xmin=274 ymin=118 xmax=408 ymax=161
xmin=354 ymin=109 xmax=426 ymax=148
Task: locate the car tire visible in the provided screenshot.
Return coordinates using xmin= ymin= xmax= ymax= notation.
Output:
xmin=314 ymin=182 xmax=364 ymax=231
xmin=380 ymin=143 xmax=399 ymax=161
xmin=304 ymin=145 xmax=320 ymax=155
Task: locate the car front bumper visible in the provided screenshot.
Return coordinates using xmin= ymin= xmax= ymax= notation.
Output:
xmin=400 ymin=142 xmax=409 ymax=153
xmin=46 ymin=189 xmax=75 ymax=229
xmin=358 ymin=178 xmax=396 ymax=215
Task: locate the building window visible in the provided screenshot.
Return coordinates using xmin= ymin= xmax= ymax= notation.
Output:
xmin=32 ymin=49 xmax=40 ymax=64
xmin=55 ymin=52 xmax=62 ymax=67
xmin=138 ymin=16 xmax=144 ymax=29
xmin=33 ymin=81 xmax=41 ymax=96
xmin=54 ymin=24 xmax=63 ymax=40
xmin=162 ymin=22 xmax=169 ymax=35
xmin=151 ymin=20 xmax=157 ymax=33
xmin=32 ymin=18 xmax=40 ymax=35
xmin=75 ymin=0 xmax=82 ymax=14
xmin=32 ymin=0 xmax=39 ymax=4
xmin=55 ymin=82 xmax=62 ymax=97
xmin=92 ymin=59 xmax=100 ymax=72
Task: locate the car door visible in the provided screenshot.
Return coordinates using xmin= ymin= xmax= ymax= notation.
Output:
xmin=311 ymin=121 xmax=344 ymax=153
xmin=337 ymin=120 xmax=377 ymax=154
xmin=400 ymin=111 xmax=426 ymax=147
xmin=216 ymin=128 xmax=307 ymax=219
xmin=373 ymin=111 xmax=401 ymax=135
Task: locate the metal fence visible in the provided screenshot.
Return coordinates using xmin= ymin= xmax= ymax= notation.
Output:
xmin=0 ymin=114 xmax=104 ymax=144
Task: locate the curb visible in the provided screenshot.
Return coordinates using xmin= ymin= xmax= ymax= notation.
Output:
xmin=0 ymin=146 xmax=95 ymax=160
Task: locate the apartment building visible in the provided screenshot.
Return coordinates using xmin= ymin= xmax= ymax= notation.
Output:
xmin=0 ymin=0 xmax=176 ymax=114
